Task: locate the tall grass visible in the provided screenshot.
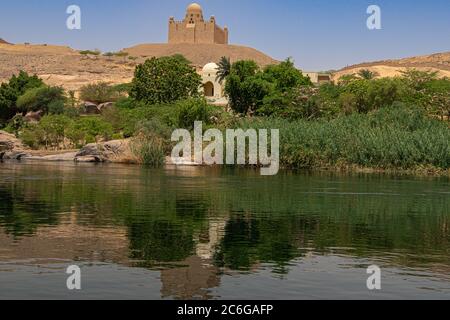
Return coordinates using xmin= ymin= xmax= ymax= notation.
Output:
xmin=131 ymin=134 xmax=166 ymax=167
xmin=238 ymin=106 xmax=450 ymax=170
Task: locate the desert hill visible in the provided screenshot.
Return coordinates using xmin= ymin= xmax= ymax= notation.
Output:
xmin=333 ymin=52 xmax=450 ymax=80
xmin=0 ymin=43 xmax=134 ymax=91
xmin=123 ymin=43 xmax=278 ymax=67
xmin=0 ymin=38 xmax=10 ymax=45
xmin=0 ymin=42 xmax=277 ymax=92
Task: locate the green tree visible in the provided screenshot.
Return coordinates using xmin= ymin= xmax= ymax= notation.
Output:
xmin=262 ymin=58 xmax=312 ymax=90
xmin=216 ymin=56 xmax=231 ymax=84
xmin=130 ymin=56 xmax=201 ymax=104
xmin=357 ymin=69 xmax=379 ymax=80
xmin=225 ymin=60 xmax=269 ymax=114
xmin=79 ymin=82 xmax=123 ymax=104
xmin=16 ymin=86 xmax=66 ymax=113
xmin=0 ymin=71 xmax=44 ymax=123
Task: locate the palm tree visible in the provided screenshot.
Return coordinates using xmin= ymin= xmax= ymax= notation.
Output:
xmin=357 ymin=69 xmax=379 ymax=80
xmin=216 ymin=56 xmax=231 ymax=83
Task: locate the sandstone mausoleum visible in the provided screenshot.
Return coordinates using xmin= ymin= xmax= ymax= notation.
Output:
xmin=168 ymin=3 xmax=229 ymax=45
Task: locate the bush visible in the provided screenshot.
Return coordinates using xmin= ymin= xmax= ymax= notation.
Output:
xmin=0 ymin=71 xmax=44 ymax=123
xmin=69 ymin=117 xmax=114 ymax=143
xmin=16 ymin=86 xmax=66 ymax=113
xmin=130 ymin=56 xmax=201 ymax=104
xmin=176 ymin=98 xmax=211 ymax=129
xmin=34 ymin=115 xmax=72 ymax=149
xmin=79 ymin=50 xmax=101 ymax=56
xmin=79 ymin=82 xmax=125 ymax=104
xmin=131 ymin=133 xmax=166 ymax=167
xmin=48 ymin=100 xmax=65 ymax=115
xmin=132 ymin=118 xmax=172 ymax=164
xmin=226 ymin=59 xmax=312 ymax=115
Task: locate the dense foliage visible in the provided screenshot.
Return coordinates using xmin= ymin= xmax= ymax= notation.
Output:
xmin=0 ymin=71 xmax=44 ymax=123
xmin=79 ymin=82 xmax=126 ymax=104
xmin=130 ymin=56 xmax=202 ymax=104
xmin=225 ymin=59 xmax=312 ymax=115
xmin=1 ymin=56 xmax=449 ymax=172
xmin=238 ymin=105 xmax=450 ymax=170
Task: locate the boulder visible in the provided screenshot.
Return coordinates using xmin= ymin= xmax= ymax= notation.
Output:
xmin=83 ymin=102 xmax=100 ymax=114
xmin=24 ymin=110 xmax=44 ymax=123
xmin=75 ymin=139 xmax=135 ymax=163
xmin=1 ymin=151 xmax=31 ymax=160
xmin=25 ymin=152 xmax=78 ymax=162
xmin=0 ymin=130 xmax=24 ymax=152
xmin=74 ymin=156 xmax=101 ymax=163
xmin=98 ymin=102 xmax=114 ymax=113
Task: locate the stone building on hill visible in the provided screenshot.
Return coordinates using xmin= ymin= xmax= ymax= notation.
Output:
xmin=169 ymin=3 xmax=229 ymax=45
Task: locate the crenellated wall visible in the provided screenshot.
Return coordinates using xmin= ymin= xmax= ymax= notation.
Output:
xmin=168 ymin=6 xmax=228 ymax=45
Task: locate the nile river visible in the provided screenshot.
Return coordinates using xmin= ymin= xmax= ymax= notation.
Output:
xmin=0 ymin=162 xmax=449 ymax=299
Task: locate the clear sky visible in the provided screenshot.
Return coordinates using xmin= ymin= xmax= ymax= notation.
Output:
xmin=1 ymin=0 xmax=449 ymax=71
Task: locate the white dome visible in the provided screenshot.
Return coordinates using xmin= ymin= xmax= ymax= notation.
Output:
xmin=202 ymin=62 xmax=219 ymax=73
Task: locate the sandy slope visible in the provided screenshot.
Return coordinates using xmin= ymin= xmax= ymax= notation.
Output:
xmin=123 ymin=43 xmax=278 ymax=67
xmin=0 ymin=42 xmax=277 ymax=91
xmin=333 ymin=52 xmax=450 ymax=80
xmin=0 ymin=44 xmax=135 ymax=91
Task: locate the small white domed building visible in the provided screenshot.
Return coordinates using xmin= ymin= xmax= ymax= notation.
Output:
xmin=201 ymin=62 xmax=228 ymax=105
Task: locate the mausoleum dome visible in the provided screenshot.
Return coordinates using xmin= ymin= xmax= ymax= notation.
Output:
xmin=187 ymin=3 xmax=203 ymax=13
xmin=202 ymin=62 xmax=219 ymax=74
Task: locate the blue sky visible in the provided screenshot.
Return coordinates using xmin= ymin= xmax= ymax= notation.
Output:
xmin=1 ymin=0 xmax=449 ymax=70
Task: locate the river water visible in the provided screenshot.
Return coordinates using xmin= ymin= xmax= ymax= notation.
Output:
xmin=0 ymin=162 xmax=449 ymax=299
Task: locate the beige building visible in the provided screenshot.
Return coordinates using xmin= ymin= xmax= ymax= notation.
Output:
xmin=200 ymin=62 xmax=228 ymax=106
xmin=169 ymin=3 xmax=229 ymax=45
xmin=304 ymin=72 xmax=332 ymax=85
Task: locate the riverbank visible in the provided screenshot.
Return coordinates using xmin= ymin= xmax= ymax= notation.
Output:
xmin=2 ymin=104 xmax=450 ymax=178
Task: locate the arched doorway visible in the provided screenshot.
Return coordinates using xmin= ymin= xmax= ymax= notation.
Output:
xmin=204 ymin=82 xmax=214 ymax=97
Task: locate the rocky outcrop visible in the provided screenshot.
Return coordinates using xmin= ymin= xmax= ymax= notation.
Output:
xmin=0 ymin=130 xmax=29 ymax=160
xmin=1 ymin=130 xmax=137 ymax=164
xmin=98 ymin=102 xmax=114 ymax=113
xmin=75 ymin=139 xmax=136 ymax=163
xmin=24 ymin=110 xmax=44 ymax=123
xmin=83 ymin=102 xmax=100 ymax=114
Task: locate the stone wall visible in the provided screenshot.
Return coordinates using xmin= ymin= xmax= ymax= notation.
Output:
xmin=168 ymin=19 xmax=228 ymax=44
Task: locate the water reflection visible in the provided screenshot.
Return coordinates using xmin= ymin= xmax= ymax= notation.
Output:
xmin=0 ymin=162 xmax=449 ymax=299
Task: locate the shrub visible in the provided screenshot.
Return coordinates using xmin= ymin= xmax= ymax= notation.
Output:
xmin=48 ymin=100 xmax=65 ymax=115
xmin=130 ymin=56 xmax=201 ymax=104
xmin=79 ymin=82 xmax=124 ymax=104
xmin=226 ymin=59 xmax=312 ymax=115
xmin=131 ymin=133 xmax=166 ymax=167
xmin=131 ymin=118 xmax=173 ymax=164
xmin=20 ymin=125 xmax=46 ymax=149
xmin=70 ymin=117 xmax=114 ymax=142
xmin=79 ymin=50 xmax=101 ymax=56
xmin=16 ymin=86 xmax=66 ymax=113
xmin=0 ymin=71 xmax=44 ymax=123
xmin=176 ymin=98 xmax=211 ymax=129
xmin=37 ymin=115 xmax=72 ymax=149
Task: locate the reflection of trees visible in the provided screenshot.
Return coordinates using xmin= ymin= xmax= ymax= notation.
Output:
xmin=0 ymin=164 xmax=449 ymax=274
xmin=127 ymin=196 xmax=209 ymax=266
xmin=213 ymin=214 xmax=302 ymax=274
xmin=0 ymin=187 xmax=61 ymax=238
xmin=128 ymin=220 xmax=195 ymax=264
